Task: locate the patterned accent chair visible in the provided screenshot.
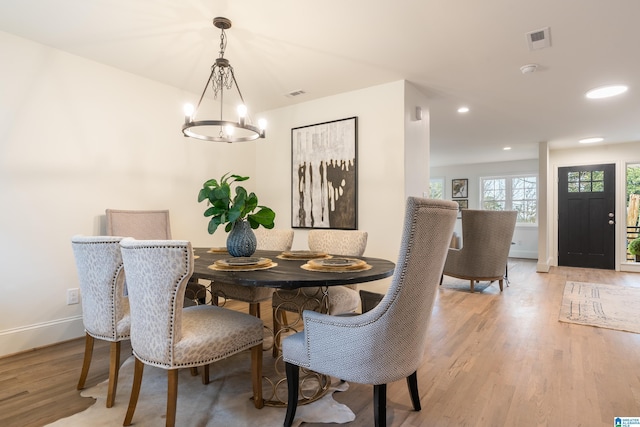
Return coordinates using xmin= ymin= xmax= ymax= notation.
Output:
xmin=282 ymin=198 xmax=458 ymax=427
xmin=441 ymin=209 xmax=517 ymax=292
xmin=71 ymin=235 xmax=129 ymax=408
xmin=119 ymin=239 xmax=264 ymax=427
xmin=106 ymin=209 xmax=207 ymax=304
xmin=210 ymin=228 xmax=294 ymax=317
xmin=271 ymin=229 xmax=366 ymax=356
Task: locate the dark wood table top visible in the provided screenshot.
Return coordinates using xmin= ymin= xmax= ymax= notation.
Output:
xmin=192 ymin=248 xmax=395 ymax=290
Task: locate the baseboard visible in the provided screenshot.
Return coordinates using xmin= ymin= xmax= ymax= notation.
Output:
xmin=508 ymin=250 xmax=537 ymax=259
xmin=0 ymin=315 xmax=84 ymax=358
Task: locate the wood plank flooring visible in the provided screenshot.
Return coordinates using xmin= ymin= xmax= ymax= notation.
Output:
xmin=1 ymin=259 xmax=639 ymax=426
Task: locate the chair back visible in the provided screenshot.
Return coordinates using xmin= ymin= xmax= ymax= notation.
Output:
xmin=254 ymin=228 xmax=294 ymax=251
xmin=285 ymin=198 xmax=457 ymax=384
xmin=458 ymin=209 xmax=517 ymax=277
xmin=106 ymin=209 xmax=171 ymax=239
xmin=71 ymin=235 xmax=129 ymax=341
xmin=363 ymin=198 xmax=457 ymax=381
xmin=119 ymin=238 xmax=193 ymax=368
xmin=308 ymin=229 xmax=367 ymax=256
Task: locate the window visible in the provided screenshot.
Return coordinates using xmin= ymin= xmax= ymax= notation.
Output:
xmin=481 ymin=175 xmax=537 ymax=224
xmin=429 ymin=177 xmax=444 ymax=199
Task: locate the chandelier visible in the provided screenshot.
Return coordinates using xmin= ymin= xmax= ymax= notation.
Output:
xmin=182 ymin=17 xmax=266 ymax=142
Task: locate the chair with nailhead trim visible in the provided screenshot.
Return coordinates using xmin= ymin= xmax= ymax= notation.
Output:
xmin=71 ymin=235 xmax=130 ymax=408
xmin=119 ymin=238 xmax=264 ymax=427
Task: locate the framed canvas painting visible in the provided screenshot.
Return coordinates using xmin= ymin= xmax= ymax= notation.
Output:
xmin=291 ymin=117 xmax=357 ymax=229
xmin=452 ymin=178 xmax=468 ymax=198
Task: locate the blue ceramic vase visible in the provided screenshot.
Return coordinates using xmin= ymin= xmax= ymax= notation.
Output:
xmin=226 ymin=220 xmax=257 ymax=257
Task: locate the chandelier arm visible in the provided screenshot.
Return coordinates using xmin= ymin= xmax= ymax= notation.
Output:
xmin=194 ymin=69 xmax=216 ymax=117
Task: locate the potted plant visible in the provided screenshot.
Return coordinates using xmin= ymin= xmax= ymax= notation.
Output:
xmin=198 ymin=173 xmax=275 ymax=257
xmin=629 ymin=237 xmax=640 ymax=262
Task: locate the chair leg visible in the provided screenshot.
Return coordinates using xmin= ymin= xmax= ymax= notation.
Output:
xmin=106 ymin=341 xmax=121 ymax=408
xmin=272 ymin=308 xmax=281 ymax=358
xmin=470 ymin=280 xmax=475 ymax=293
xmin=77 ymin=333 xmax=94 ymax=390
xmin=251 ymin=344 xmax=263 ymax=408
xmin=201 ymin=364 xmax=210 ymax=385
xmin=284 ymin=362 xmax=299 ymax=427
xmin=499 ymin=279 xmax=504 ymax=292
xmin=123 ymin=357 xmax=145 ymax=426
xmin=439 ymin=274 xmax=443 ymax=285
xmin=249 ymin=302 xmax=261 ymax=318
xmin=373 ymin=383 xmax=387 ymax=427
xmin=190 ymin=367 xmax=198 ymax=376
xmin=166 ymin=369 xmax=178 ymax=427
xmin=406 ymin=371 xmax=421 ymax=411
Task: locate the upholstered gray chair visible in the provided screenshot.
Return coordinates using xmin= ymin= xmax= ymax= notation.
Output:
xmin=119 ymin=239 xmax=264 ymax=427
xmin=441 ymin=209 xmax=517 ymax=292
xmin=282 ymin=198 xmax=458 ymax=427
xmin=210 ymin=228 xmax=294 ymax=317
xmin=271 ymin=229 xmax=366 ymax=356
xmin=71 ymin=235 xmax=129 ymax=408
xmin=106 ymin=209 xmax=207 ymax=304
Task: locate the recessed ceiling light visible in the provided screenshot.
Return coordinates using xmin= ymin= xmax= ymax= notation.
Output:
xmin=585 ymin=85 xmax=628 ymax=99
xmin=503 ymin=146 xmax=512 ymax=150
xmin=579 ymin=137 xmax=604 ymax=144
xmin=457 ymin=106 xmax=470 ymax=113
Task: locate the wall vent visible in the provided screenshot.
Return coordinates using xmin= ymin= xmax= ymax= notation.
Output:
xmin=285 ymin=90 xmax=306 ymax=98
xmin=526 ymin=27 xmax=551 ymax=50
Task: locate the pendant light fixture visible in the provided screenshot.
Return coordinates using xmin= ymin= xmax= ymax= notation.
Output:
xmin=182 ymin=17 xmax=266 ymax=142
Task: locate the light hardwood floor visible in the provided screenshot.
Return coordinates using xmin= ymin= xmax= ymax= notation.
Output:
xmin=1 ymin=259 xmax=639 ymax=426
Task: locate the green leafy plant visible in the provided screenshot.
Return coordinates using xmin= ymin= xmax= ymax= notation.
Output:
xmin=629 ymin=237 xmax=640 ymax=255
xmin=198 ymin=173 xmax=275 ymax=235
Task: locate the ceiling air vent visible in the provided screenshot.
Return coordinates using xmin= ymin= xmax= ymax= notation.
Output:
xmin=285 ymin=90 xmax=306 ymax=98
xmin=526 ymin=27 xmax=551 ymax=51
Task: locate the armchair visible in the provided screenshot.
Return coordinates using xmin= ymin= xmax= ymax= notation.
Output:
xmin=441 ymin=209 xmax=517 ymax=292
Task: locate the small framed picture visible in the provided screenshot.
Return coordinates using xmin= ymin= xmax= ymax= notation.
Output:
xmin=455 ymin=199 xmax=468 ymax=211
xmin=452 ymin=179 xmax=468 ymax=198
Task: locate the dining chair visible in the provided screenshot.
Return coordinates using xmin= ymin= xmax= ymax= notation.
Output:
xmin=271 ymin=229 xmax=366 ymax=357
xmin=119 ymin=238 xmax=264 ymax=427
xmin=282 ymin=197 xmax=458 ymax=427
xmin=71 ymin=235 xmax=129 ymax=408
xmin=106 ymin=208 xmax=207 ymax=304
xmin=210 ymin=228 xmax=294 ymax=317
xmin=271 ymin=229 xmax=366 ymax=318
xmin=440 ymin=209 xmax=517 ymax=292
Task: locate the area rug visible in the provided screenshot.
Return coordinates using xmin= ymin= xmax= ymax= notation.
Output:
xmin=46 ymin=351 xmax=355 ymax=426
xmin=559 ymin=281 xmax=640 ymax=333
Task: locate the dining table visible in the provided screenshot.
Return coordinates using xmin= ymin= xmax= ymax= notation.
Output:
xmin=190 ymin=247 xmax=396 ymax=407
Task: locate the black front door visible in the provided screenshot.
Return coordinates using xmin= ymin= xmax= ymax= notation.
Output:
xmin=558 ymin=164 xmax=616 ymax=269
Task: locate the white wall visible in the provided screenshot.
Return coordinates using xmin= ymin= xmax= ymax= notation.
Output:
xmin=549 ymin=141 xmax=640 ymax=272
xmin=0 ymin=31 xmax=427 ymax=356
xmin=430 ymin=159 xmax=539 ymax=259
xmin=0 ymin=31 xmax=253 ymax=356
xmin=255 ymin=80 xmax=422 ymax=264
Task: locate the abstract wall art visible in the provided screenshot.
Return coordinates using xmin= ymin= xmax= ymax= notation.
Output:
xmin=291 ymin=117 xmax=358 ymax=229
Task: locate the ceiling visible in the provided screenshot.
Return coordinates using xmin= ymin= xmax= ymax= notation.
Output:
xmin=1 ymin=0 xmax=639 ymax=167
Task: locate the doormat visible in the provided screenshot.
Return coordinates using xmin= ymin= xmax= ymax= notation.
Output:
xmin=559 ymin=281 xmax=640 ymax=333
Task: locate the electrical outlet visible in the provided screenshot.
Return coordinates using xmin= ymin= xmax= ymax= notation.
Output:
xmin=67 ymin=288 xmax=79 ymax=305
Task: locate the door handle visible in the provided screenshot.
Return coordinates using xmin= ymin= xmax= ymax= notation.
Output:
xmin=608 ymin=220 xmax=615 ymax=225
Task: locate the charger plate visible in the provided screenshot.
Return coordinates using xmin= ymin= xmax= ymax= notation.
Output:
xmin=208 ymin=257 xmax=277 ymax=272
xmin=301 ymin=257 xmax=372 ymax=272
xmin=277 ymin=250 xmax=330 ymax=260
xmin=208 ymin=247 xmax=229 ymax=253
